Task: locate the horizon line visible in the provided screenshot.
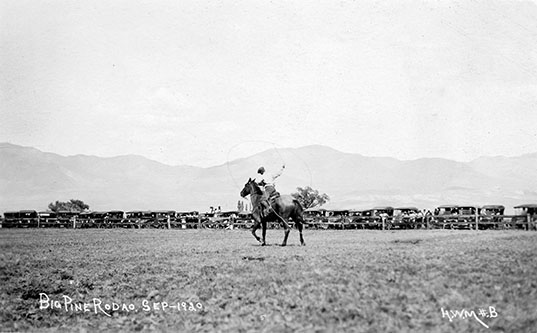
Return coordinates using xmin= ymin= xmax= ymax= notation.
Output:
xmin=1 ymin=141 xmax=535 ymax=168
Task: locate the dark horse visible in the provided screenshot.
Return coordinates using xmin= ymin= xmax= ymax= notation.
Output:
xmin=240 ymin=178 xmax=306 ymax=246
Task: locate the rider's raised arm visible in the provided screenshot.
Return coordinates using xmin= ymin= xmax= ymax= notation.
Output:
xmin=272 ymin=164 xmax=285 ymax=181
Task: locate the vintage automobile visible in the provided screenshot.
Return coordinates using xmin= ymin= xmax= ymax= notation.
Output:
xmin=347 ymin=210 xmax=368 ymax=229
xmin=1 ymin=210 xmax=39 ymax=228
xmin=480 ymin=205 xmax=505 ymax=215
xmin=107 ymin=211 xmax=126 ymax=227
xmin=350 ymin=209 xmax=372 ymax=227
xmin=76 ymin=212 xmax=94 ymax=228
xmin=56 ymin=211 xmax=80 ymax=228
xmin=153 ymin=211 xmax=176 ymax=228
xmin=139 ymin=210 xmax=174 ymax=228
xmin=333 ymin=209 xmax=362 ymax=229
xmin=18 ymin=210 xmax=39 ymax=228
xmin=2 ymin=211 xmax=21 ymax=228
xmin=135 ymin=211 xmax=157 ymax=228
xmin=123 ymin=210 xmax=170 ymax=228
xmin=199 ymin=211 xmax=238 ymax=229
xmin=131 ymin=211 xmax=157 ymax=228
xmin=325 ymin=210 xmax=350 ymax=229
xmin=234 ymin=212 xmax=254 ymax=229
xmin=215 ymin=211 xmax=239 ymax=229
xmin=392 ymin=207 xmax=421 ymax=229
xmin=303 ymin=208 xmax=327 ymax=217
xmin=175 ymin=211 xmax=200 ymax=228
xmin=199 ymin=212 xmax=215 ymax=228
xmin=303 ymin=208 xmax=328 ymax=229
xmin=374 ymin=207 xmax=394 ymax=216
xmin=511 ymin=204 xmax=537 ymax=230
xmin=127 ymin=210 xmax=175 ymax=228
xmin=90 ymin=212 xmax=109 ymax=228
xmin=456 ymin=205 xmax=480 ymax=229
xmin=348 ymin=207 xmax=393 ymax=229
xmin=125 ymin=211 xmax=145 ymax=228
xmin=38 ymin=211 xmax=58 ymax=227
xmin=432 ymin=205 xmax=460 ymax=229
xmin=369 ymin=207 xmax=394 ymax=229
xmin=479 ymin=205 xmax=505 ymax=229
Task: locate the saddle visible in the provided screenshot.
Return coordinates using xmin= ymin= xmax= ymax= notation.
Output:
xmin=260 ymin=190 xmax=280 ymax=217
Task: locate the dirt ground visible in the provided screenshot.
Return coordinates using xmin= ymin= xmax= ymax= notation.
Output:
xmin=1 ymin=229 xmax=536 ymax=332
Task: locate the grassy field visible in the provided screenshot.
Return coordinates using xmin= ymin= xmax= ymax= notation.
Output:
xmin=1 ymin=228 xmax=536 ymax=332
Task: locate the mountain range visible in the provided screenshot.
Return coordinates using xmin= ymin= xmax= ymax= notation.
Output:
xmin=1 ymin=142 xmax=536 ymax=213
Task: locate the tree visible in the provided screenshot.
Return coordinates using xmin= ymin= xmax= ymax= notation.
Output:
xmin=291 ymin=186 xmax=330 ymax=209
xmin=48 ymin=199 xmax=90 ymax=213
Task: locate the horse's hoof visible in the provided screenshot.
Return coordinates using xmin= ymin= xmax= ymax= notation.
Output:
xmin=281 ymin=244 xmax=287 ymax=247
xmin=301 ymin=242 xmax=306 ymax=246
xmin=261 ymin=242 xmax=266 ymax=246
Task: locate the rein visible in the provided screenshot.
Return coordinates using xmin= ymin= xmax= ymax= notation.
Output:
xmin=247 ymin=182 xmax=263 ymax=208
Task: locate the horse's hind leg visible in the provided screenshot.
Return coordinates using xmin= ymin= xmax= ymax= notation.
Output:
xmin=293 ymin=213 xmax=306 ymax=246
xmin=296 ymin=220 xmax=306 ymax=246
xmin=280 ymin=219 xmax=290 ymax=246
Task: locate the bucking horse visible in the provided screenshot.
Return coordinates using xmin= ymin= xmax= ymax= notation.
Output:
xmin=240 ymin=178 xmax=306 ymax=246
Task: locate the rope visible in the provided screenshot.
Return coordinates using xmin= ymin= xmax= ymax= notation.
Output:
xmin=266 ymin=201 xmax=288 ymax=224
xmin=225 ymin=140 xmax=313 ymax=189
xmin=250 ymin=193 xmax=288 ymax=225
xmin=226 ymin=140 xmax=286 ymax=189
xmin=226 ymin=140 xmax=313 ymax=221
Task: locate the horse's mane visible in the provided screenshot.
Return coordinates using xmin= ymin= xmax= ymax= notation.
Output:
xmin=249 ymin=179 xmax=264 ymax=195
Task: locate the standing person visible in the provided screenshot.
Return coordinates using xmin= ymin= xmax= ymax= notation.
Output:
xmin=256 ymin=164 xmax=285 ymax=217
xmin=415 ymin=209 xmax=424 ymax=229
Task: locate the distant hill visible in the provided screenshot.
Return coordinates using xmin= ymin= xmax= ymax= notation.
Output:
xmin=1 ymin=142 xmax=536 ymax=213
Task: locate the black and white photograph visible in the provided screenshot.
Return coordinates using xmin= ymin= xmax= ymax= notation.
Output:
xmin=1 ymin=0 xmax=537 ymax=332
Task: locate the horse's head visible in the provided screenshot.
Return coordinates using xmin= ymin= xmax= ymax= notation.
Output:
xmin=239 ymin=179 xmax=251 ymax=198
xmin=240 ymin=178 xmax=262 ymax=198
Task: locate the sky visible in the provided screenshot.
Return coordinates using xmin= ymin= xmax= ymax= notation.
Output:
xmin=1 ymin=0 xmax=536 ymax=167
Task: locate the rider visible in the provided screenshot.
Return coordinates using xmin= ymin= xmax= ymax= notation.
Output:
xmin=256 ymin=164 xmax=285 ymax=217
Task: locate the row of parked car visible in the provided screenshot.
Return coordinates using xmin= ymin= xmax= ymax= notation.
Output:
xmin=0 ymin=210 xmax=247 ymax=229
xmin=303 ymin=204 xmax=537 ymax=230
xmin=1 ymin=204 xmax=536 ymax=230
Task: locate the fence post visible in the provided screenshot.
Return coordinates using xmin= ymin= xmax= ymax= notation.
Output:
xmin=475 ymin=210 xmax=479 ymax=231
xmin=167 ymin=216 xmax=171 ymax=230
xmin=72 ymin=216 xmax=76 ymax=229
xmin=381 ymin=216 xmax=385 ymax=231
xmin=527 ymin=214 xmax=531 ymax=231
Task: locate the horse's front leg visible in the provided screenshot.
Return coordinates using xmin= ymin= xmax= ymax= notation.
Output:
xmin=251 ymin=219 xmax=263 ymax=244
xmin=261 ymin=221 xmax=267 ymax=246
